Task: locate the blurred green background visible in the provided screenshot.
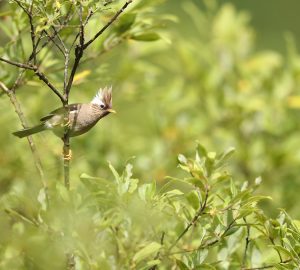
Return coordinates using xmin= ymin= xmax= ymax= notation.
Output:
xmin=1 ymin=0 xmax=300 ymax=219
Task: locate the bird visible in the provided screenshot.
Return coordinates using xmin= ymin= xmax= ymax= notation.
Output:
xmin=12 ymin=86 xmax=116 ymax=139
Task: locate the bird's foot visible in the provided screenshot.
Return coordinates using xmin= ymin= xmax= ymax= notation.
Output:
xmin=63 ymin=149 xmax=72 ymax=161
xmin=64 ymin=119 xmax=71 ymax=128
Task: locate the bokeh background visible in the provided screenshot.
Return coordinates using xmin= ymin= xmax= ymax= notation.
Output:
xmin=1 ymin=0 xmax=300 ymax=219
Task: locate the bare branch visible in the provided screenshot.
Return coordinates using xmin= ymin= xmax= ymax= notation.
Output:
xmin=0 ymin=57 xmax=36 ymax=69
xmin=0 ymin=57 xmax=65 ymax=103
xmin=83 ymin=0 xmax=133 ymax=50
xmin=13 ymin=0 xmax=30 ymax=15
xmin=28 ymin=0 xmax=37 ymax=64
xmin=64 ymin=4 xmax=85 ymax=99
xmin=70 ymin=8 xmax=95 ymax=50
xmin=35 ymin=4 xmax=75 ymax=56
xmin=43 ymin=29 xmax=65 ymax=55
xmin=14 ymin=0 xmax=37 ymax=64
xmin=65 ymin=1 xmax=132 ymax=99
xmin=34 ymin=69 xmax=65 ymax=103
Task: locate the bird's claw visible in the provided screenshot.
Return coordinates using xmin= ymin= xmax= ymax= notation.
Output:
xmin=64 ymin=119 xmax=71 ymax=128
xmin=63 ymin=149 xmax=72 ymax=161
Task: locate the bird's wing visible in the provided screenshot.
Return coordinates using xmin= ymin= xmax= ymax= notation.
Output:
xmin=40 ymin=104 xmax=81 ymax=122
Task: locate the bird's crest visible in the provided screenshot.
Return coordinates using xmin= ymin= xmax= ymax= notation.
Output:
xmin=92 ymin=86 xmax=112 ymax=108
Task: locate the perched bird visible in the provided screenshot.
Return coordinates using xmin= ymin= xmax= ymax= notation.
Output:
xmin=13 ymin=86 xmax=116 ymax=138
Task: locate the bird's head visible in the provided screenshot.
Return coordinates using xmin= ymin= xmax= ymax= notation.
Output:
xmin=91 ymin=86 xmax=116 ymax=116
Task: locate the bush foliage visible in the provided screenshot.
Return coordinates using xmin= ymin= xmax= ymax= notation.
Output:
xmin=2 ymin=145 xmax=300 ymax=269
xmin=1 ymin=0 xmax=300 ymax=269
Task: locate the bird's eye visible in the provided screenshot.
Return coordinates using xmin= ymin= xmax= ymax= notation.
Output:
xmin=100 ymin=103 xmax=105 ymax=109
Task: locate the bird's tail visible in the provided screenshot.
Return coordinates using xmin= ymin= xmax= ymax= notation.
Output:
xmin=12 ymin=124 xmax=45 ymax=138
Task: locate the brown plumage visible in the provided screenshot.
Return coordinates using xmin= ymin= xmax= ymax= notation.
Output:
xmin=13 ymin=86 xmax=115 ymax=138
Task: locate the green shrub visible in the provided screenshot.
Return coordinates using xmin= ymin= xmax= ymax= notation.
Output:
xmin=1 ymin=145 xmax=300 ymax=269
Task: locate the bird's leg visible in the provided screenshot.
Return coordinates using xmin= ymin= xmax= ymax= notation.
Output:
xmin=63 ymin=118 xmax=71 ymax=128
xmin=62 ymin=137 xmax=72 ymax=161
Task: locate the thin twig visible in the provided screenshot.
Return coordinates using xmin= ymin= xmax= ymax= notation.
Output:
xmin=0 ymin=57 xmax=35 ymax=69
xmin=70 ymin=8 xmax=96 ymax=51
xmin=243 ymin=258 xmax=293 ymax=270
xmin=0 ymin=57 xmax=65 ymax=103
xmin=61 ymin=3 xmax=86 ymax=190
xmin=169 ymin=187 xmax=209 ymax=252
xmin=64 ymin=4 xmax=85 ymax=99
xmin=242 ymin=217 xmax=251 ymax=269
xmin=269 ymin=237 xmax=283 ymax=262
xmin=149 ymin=232 xmax=165 ymax=270
xmin=43 ymin=29 xmax=65 ymax=55
xmin=28 ymin=0 xmax=37 ymax=64
xmin=83 ymin=0 xmax=133 ymax=50
xmin=34 ymin=69 xmax=65 ymax=103
xmin=169 ymin=217 xmax=239 ymax=256
xmin=35 ymin=3 xmax=74 ymax=56
xmin=4 ymin=208 xmax=39 ymax=227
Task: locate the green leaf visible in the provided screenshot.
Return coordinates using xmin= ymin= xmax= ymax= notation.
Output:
xmin=163 ymin=189 xmax=184 ymax=197
xmin=186 ymin=190 xmax=200 ymax=210
xmin=176 ymin=259 xmax=190 ymax=270
xmin=80 ymin=173 xmax=114 ymax=192
xmin=116 ymin=13 xmax=136 ymax=33
xmin=224 ymin=226 xmax=239 ymax=236
xmin=138 ymin=182 xmax=156 ymax=201
xmin=196 ymin=142 xmax=207 ymax=158
xmin=198 ymin=249 xmax=209 ymax=264
xmin=178 ymin=154 xmax=188 ymax=165
xmin=185 ymin=178 xmax=206 ymax=191
xmin=243 ymin=195 xmax=272 ymax=207
xmin=127 ymin=178 xmax=139 ymax=193
xmin=37 ymin=188 xmax=47 ymax=211
xmin=230 ymin=178 xmax=238 ymax=197
xmin=108 ymin=161 xmax=120 ymax=183
xmin=195 ymin=264 xmax=216 ymax=270
xmin=0 ymin=22 xmax=13 ymax=38
xmin=131 ymin=32 xmax=160 ymax=41
xmin=133 ymin=242 xmax=161 ymax=263
xmin=56 ymin=183 xmax=70 ymax=202
xmin=272 ymin=245 xmax=292 ymax=258
xmin=236 ymin=208 xmax=257 ymax=219
xmin=139 ymin=260 xmax=161 ymax=270
xmin=218 ymin=147 xmax=235 ymax=163
xmin=251 ymin=247 xmax=262 ymax=267
xmin=255 ymin=176 xmax=262 ymax=186
xmin=123 ymin=163 xmax=134 ymax=181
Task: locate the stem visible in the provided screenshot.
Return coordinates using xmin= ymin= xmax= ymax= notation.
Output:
xmin=149 ymin=232 xmax=165 ymax=270
xmin=169 ymin=187 xmax=209 ymax=251
xmin=243 ymin=258 xmax=294 ymax=270
xmin=66 ymin=253 xmax=75 ymax=270
xmin=63 ymin=136 xmax=70 ymax=189
xmin=0 ymin=57 xmax=36 ymax=69
xmin=0 ymin=57 xmax=65 ymax=103
xmin=242 ymin=217 xmax=251 ymax=269
xmin=83 ymin=0 xmax=133 ymax=50
xmin=65 ymin=4 xmax=85 ymax=98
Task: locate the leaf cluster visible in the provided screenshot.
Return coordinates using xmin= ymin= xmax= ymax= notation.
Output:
xmin=1 ymin=145 xmax=300 ymax=269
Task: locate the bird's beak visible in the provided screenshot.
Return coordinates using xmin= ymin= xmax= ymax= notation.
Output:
xmin=107 ymin=109 xmax=116 ymax=114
